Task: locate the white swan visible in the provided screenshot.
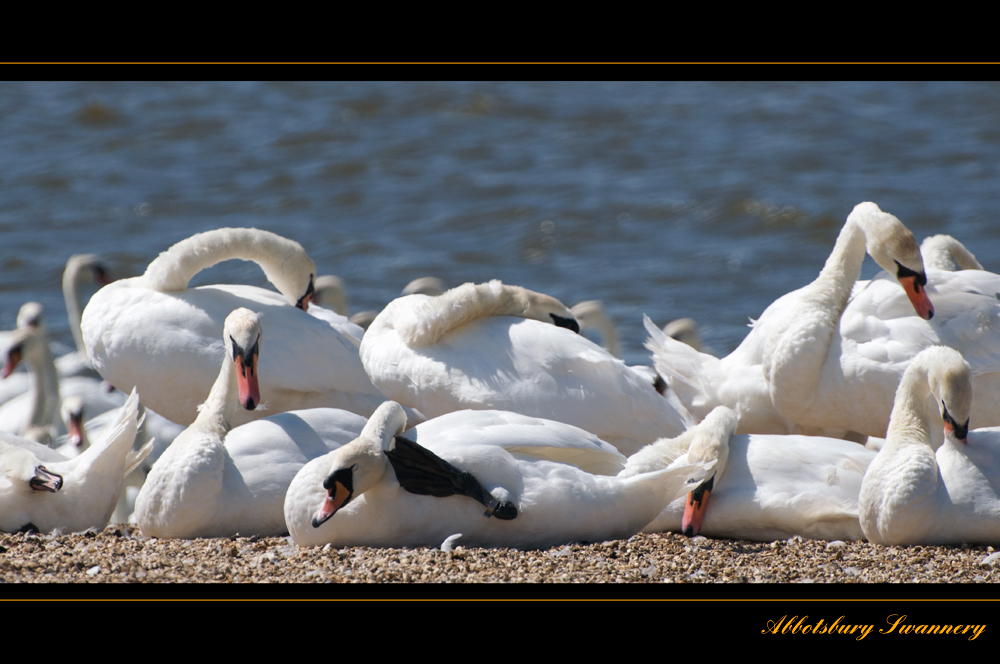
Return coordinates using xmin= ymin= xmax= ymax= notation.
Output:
xmin=360 ymin=280 xmax=691 ymax=456
xmin=858 ymin=346 xmax=1000 ymax=545
xmin=284 ymin=401 xmax=713 ymax=550
xmin=0 ymin=388 xmax=149 ymax=534
xmin=1 ymin=305 xmax=125 ymax=438
xmin=919 ymin=234 xmax=983 ymax=272
xmin=81 ymin=227 xmax=390 ymax=427
xmin=623 ymin=407 xmax=875 ymax=542
xmin=134 ymin=308 xmax=368 ymax=539
xmin=647 ymin=202 xmax=936 ymax=439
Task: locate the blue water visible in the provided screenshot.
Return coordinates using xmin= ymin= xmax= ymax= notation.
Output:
xmin=2 ymin=81 xmax=999 ymax=367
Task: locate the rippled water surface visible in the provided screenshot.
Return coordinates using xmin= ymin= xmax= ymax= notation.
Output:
xmin=2 ymin=81 xmax=999 ymax=366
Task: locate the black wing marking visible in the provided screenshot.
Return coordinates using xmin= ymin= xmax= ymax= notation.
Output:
xmin=386 ymin=435 xmax=517 ymax=520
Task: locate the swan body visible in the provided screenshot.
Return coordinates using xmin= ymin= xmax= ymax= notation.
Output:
xmin=361 ymin=281 xmax=691 ymax=456
xmin=648 ymin=202 xmax=936 ymax=439
xmin=1 ymin=389 xmax=148 ymax=534
xmin=81 ymin=228 xmax=388 ymax=426
xmin=134 ymin=308 xmax=369 ymax=539
xmin=284 ymin=402 xmax=713 ymax=550
xmin=859 ymin=346 xmax=1000 ymax=545
xmin=627 ymin=407 xmax=875 ymax=542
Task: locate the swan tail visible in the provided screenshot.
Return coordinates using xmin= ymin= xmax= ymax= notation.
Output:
xmin=125 ymin=437 xmax=154 ymax=477
xmin=77 ymin=388 xmax=142 ymax=481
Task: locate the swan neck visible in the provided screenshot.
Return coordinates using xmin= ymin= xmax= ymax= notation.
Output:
xmin=400 ymin=281 xmax=533 ymax=347
xmin=192 ymin=354 xmax=240 ymax=435
xmin=362 ymin=402 xmax=408 ymax=451
xmin=62 ymin=263 xmax=86 ymax=356
xmin=139 ymin=228 xmax=309 ymax=305
xmin=885 ymin=361 xmax=934 ymax=451
xmin=815 ymin=217 xmax=867 ymax=308
xmin=25 ymin=330 xmax=60 ymax=430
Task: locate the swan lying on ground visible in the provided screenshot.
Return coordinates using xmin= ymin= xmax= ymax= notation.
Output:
xmin=625 ymin=407 xmax=874 ymax=542
xmin=0 ymin=389 xmax=148 ymax=534
xmin=859 ymin=346 xmax=1000 ymax=545
xmin=284 ymin=401 xmax=714 ymax=550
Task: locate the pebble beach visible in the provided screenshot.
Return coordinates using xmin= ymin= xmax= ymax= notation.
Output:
xmin=3 ymin=524 xmax=998 ymax=586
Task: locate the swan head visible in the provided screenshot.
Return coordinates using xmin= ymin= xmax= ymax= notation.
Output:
xmin=15 ymin=301 xmax=45 ymax=330
xmin=1 ymin=445 xmax=64 ymax=495
xmin=224 ymin=308 xmax=262 ymax=411
xmin=61 ymin=396 xmax=86 ymax=448
xmin=849 ymin=202 xmax=934 ymax=320
xmin=924 ymin=347 xmax=972 ymax=444
xmin=680 ymin=406 xmax=738 ymax=537
xmin=1 ymin=323 xmax=43 ymax=380
xmin=65 ymin=254 xmax=111 ymax=287
xmin=402 ymin=276 xmax=445 ymax=297
xmin=257 ymin=243 xmax=315 ymax=312
xmin=313 ymin=275 xmax=349 ymax=316
xmin=515 ymin=286 xmax=580 ymax=333
xmin=311 ymin=401 xmax=406 ymax=528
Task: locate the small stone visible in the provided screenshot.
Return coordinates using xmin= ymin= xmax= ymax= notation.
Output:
xmin=86 ymin=565 xmax=100 ymax=576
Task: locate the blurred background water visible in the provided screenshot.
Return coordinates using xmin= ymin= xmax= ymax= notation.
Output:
xmin=1 ymin=81 xmax=998 ymax=368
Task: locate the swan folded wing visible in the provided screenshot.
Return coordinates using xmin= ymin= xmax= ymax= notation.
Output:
xmin=405 ymin=410 xmax=627 ymax=476
xmin=386 ymin=435 xmax=518 ymax=520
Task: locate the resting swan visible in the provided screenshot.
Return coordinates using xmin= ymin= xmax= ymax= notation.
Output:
xmin=0 ymin=388 xmax=149 ymax=534
xmin=360 ymin=280 xmax=691 ymax=456
xmin=134 ymin=308 xmax=368 ymax=539
xmin=858 ymin=346 xmax=1000 ymax=545
xmin=284 ymin=401 xmax=713 ymax=550
xmin=623 ymin=406 xmax=875 ymax=542
xmin=81 ymin=227 xmax=390 ymax=427
xmin=647 ymin=202 xmax=936 ymax=438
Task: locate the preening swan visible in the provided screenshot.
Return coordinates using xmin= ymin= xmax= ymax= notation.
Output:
xmin=284 ymin=401 xmax=714 ymax=550
xmin=0 ymin=388 xmax=148 ymax=534
xmin=134 ymin=308 xmax=368 ymax=539
xmin=919 ymin=234 xmax=983 ymax=272
xmin=360 ymin=280 xmax=690 ymax=456
xmin=81 ymin=227 xmax=390 ymax=427
xmin=859 ymin=346 xmax=1000 ymax=545
xmin=648 ymin=202 xmax=936 ymax=439
xmin=624 ymin=407 xmax=874 ymax=542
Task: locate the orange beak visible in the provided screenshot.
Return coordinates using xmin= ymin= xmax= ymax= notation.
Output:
xmin=900 ymin=275 xmax=934 ymax=320
xmin=312 ymin=480 xmax=352 ymax=528
xmin=681 ymin=481 xmax=713 ymax=537
xmin=1 ymin=346 xmax=21 ymax=379
xmin=235 ymin=353 xmax=260 ymax=410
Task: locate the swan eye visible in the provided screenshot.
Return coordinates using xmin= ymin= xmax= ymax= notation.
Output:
xmin=895 ymin=261 xmax=927 ymax=288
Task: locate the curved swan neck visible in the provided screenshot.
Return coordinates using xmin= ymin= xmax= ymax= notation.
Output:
xmin=140 ymin=228 xmax=315 ymax=305
xmin=399 ymin=280 xmax=569 ymax=348
xmin=920 ymin=234 xmax=983 ymax=272
xmin=362 ymin=401 xmax=408 ymax=450
xmin=812 ymin=216 xmax=868 ymax=312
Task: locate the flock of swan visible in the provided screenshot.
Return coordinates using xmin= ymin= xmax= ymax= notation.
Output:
xmin=4 ymin=201 xmax=1000 ymax=552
